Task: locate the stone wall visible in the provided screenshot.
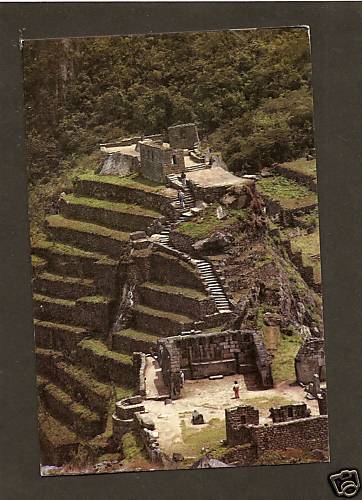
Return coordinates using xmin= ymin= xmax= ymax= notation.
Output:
xmin=226 ymin=405 xmax=260 ymax=446
xmin=250 ymin=416 xmax=329 ymax=454
xmin=139 ymin=141 xmax=185 ymax=183
xmin=275 ymin=164 xmax=317 ymax=193
xmin=168 ymin=123 xmax=199 ymax=150
xmin=99 ymin=152 xmax=140 ymax=176
xmin=132 ymin=352 xmax=147 ymax=397
xmin=251 ymin=330 xmax=274 ymax=389
xmin=138 ymin=283 xmax=216 ymax=319
xmin=318 ymin=388 xmax=328 ymax=415
xmin=295 ymin=338 xmax=326 ymax=384
xmin=281 ymin=238 xmax=321 ymax=294
xmin=157 ymin=329 xmax=270 ymax=393
xmin=74 ymin=177 xmax=178 ymax=221
xmin=150 ymin=251 xmax=205 ymax=291
xmin=269 ymin=403 xmax=311 ymax=423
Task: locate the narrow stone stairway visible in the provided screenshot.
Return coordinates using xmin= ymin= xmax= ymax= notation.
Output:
xmin=192 ymin=259 xmax=231 ymax=313
xmin=152 ymin=171 xmax=232 ymax=314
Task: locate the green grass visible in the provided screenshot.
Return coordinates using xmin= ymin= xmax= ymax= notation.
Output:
xmin=38 ymin=404 xmax=78 ymax=446
xmin=65 ymin=194 xmax=162 ymax=218
xmin=57 ymin=362 xmax=111 ymax=400
xmin=32 ymin=255 xmax=47 ymax=268
xmin=258 ymin=176 xmax=317 ymax=209
xmin=78 ymin=295 xmax=112 ymax=304
xmin=28 ymin=150 xmax=102 ymax=245
xmin=280 ymin=158 xmax=317 ymax=179
xmin=272 ymin=334 xmax=303 ymax=384
xmin=38 ymin=272 xmax=93 ymax=286
xmin=33 ymin=240 xmax=117 ymax=264
xmin=115 ymin=328 xmax=158 ymax=343
xmin=46 ymin=215 xmax=130 ymax=241
xmin=121 ymin=432 xmax=146 ymax=463
xmin=78 ymin=339 xmax=132 ymax=365
xmin=174 ymin=418 xmax=225 ymax=457
xmin=44 ymin=381 xmax=100 ymax=423
xmin=34 ymin=293 xmax=75 ymax=306
xmin=78 ymin=172 xmax=166 ymax=193
xmin=135 ymin=303 xmax=193 ymax=323
xmin=34 ymin=318 xmax=87 ymax=333
xmin=115 ymin=385 xmax=134 ymax=401
xmin=176 ymin=205 xmax=247 ymax=239
xmin=141 ymin=281 xmax=207 ymax=300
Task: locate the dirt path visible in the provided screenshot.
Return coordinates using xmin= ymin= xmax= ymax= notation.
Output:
xmin=144 ymin=356 xmax=169 ymax=399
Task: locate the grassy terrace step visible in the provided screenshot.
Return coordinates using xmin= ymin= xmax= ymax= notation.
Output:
xmin=46 ymin=215 xmax=129 ymax=258
xmin=275 ymin=159 xmax=317 ymax=191
xmin=33 ymin=272 xmax=95 ymax=300
xmin=62 ymin=194 xmax=163 ymax=232
xmin=77 ymin=339 xmax=134 ymax=386
xmin=38 ymin=406 xmax=80 ymax=467
xmin=74 ymin=172 xmax=168 ymax=198
xmin=40 ymin=379 xmax=103 ymax=438
xmin=33 ymin=293 xmax=76 ymax=325
xmin=112 ymin=328 xmax=158 ymax=355
xmin=133 ymin=303 xmax=194 ymax=336
xmin=141 ymin=282 xmax=207 ymax=300
xmin=32 ymin=241 xmax=118 ymax=294
xmin=139 ymin=281 xmax=210 ymax=319
xmin=35 ymin=348 xmax=111 ymax=415
xmin=34 ymin=319 xmax=89 ymax=351
xmin=54 ymin=361 xmax=111 ymax=415
xmin=257 ymin=175 xmax=317 ymax=212
xmin=33 ymin=293 xmax=114 ymax=332
xmin=31 ymin=255 xmax=47 ymax=275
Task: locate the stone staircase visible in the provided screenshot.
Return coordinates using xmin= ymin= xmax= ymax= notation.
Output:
xmin=149 ymin=170 xmax=233 ymax=315
xmin=192 ymin=259 xmax=232 ymax=313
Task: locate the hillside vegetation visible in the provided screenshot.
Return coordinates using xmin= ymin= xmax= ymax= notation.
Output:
xmin=24 ymin=28 xmax=313 ymax=184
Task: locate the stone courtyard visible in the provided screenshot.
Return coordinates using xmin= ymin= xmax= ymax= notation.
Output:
xmin=142 ymin=365 xmax=320 ymax=457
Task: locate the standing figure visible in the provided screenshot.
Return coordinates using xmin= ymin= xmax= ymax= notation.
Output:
xmin=180 ymin=370 xmax=185 ymax=388
xmin=180 ymin=170 xmax=187 ymax=188
xmin=233 ymin=380 xmax=240 ymax=399
xmin=178 ymin=189 xmax=185 ymax=210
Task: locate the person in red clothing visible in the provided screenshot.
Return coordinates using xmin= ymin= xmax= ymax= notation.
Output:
xmin=232 ymin=380 xmax=240 ymax=399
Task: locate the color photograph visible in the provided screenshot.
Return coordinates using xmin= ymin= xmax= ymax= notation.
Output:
xmin=23 ymin=27 xmax=328 ymax=476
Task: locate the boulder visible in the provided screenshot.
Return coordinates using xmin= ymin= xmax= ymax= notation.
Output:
xmin=193 ymin=231 xmax=234 ymax=254
xmin=221 ymin=181 xmax=255 ymax=209
xmin=191 ymin=410 xmax=204 ymax=425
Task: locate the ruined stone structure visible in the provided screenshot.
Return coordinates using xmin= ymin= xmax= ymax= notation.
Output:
xmin=168 ymin=123 xmax=199 ymax=150
xmin=139 ymin=141 xmax=185 ymax=183
xmin=225 ymin=405 xmax=260 ymax=446
xmin=157 ymin=329 xmax=273 ymax=398
xmin=225 ymin=412 xmax=329 ymax=460
xmin=295 ymin=338 xmax=326 ymax=384
xmin=269 ymin=403 xmax=311 ymax=423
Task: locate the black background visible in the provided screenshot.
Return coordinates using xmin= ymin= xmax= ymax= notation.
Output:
xmin=1 ymin=3 xmax=362 ymax=499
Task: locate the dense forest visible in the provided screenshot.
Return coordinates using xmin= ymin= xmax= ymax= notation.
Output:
xmin=24 ymin=28 xmax=314 ymax=185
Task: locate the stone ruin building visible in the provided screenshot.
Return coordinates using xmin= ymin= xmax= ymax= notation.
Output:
xmin=157 ymin=329 xmax=273 ymax=399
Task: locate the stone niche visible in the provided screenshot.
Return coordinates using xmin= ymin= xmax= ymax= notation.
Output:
xmin=269 ymin=403 xmax=311 ymax=423
xmin=139 ymin=141 xmax=185 ymax=183
xmin=168 ymin=123 xmax=200 ymax=150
